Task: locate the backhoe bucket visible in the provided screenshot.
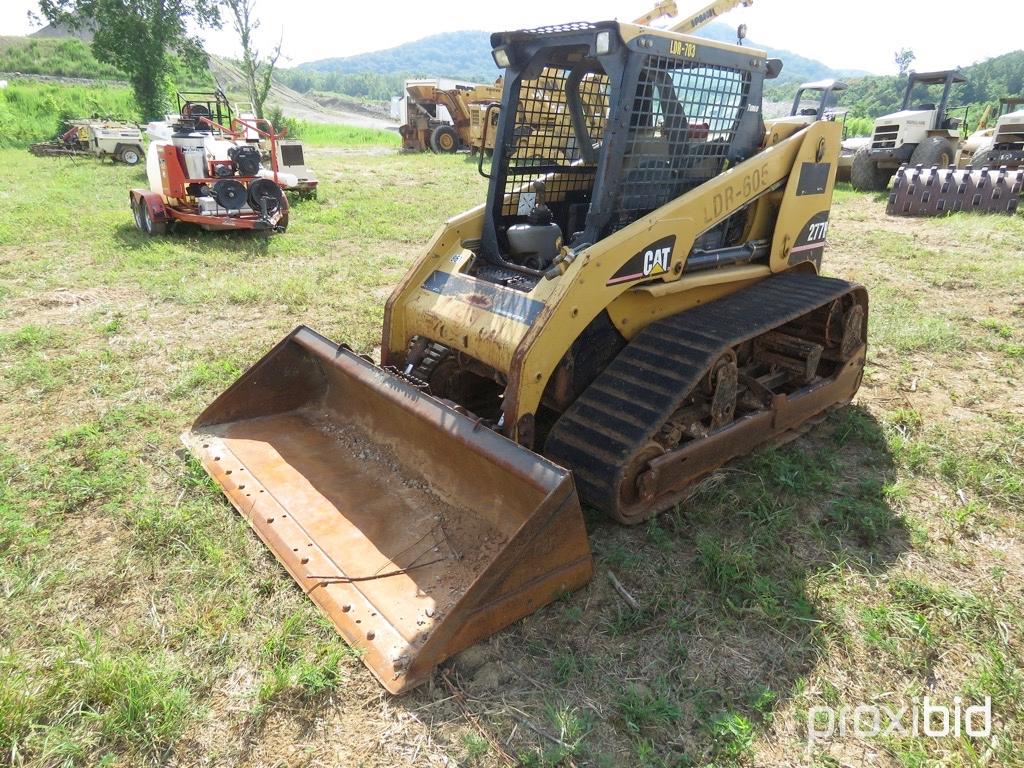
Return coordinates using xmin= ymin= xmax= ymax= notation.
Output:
xmin=182 ymin=327 xmax=592 ymax=694
xmin=887 ymin=164 xmax=1022 ymax=216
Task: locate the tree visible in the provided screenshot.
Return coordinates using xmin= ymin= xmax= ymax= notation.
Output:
xmin=222 ymin=0 xmax=281 ymax=119
xmin=894 ymin=48 xmax=916 ymax=77
xmin=38 ymin=0 xmax=221 ymax=120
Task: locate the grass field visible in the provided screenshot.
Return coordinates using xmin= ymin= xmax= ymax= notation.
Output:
xmin=0 ymin=144 xmax=1022 ymax=768
xmin=0 ymin=37 xmax=125 ymax=80
xmin=285 ymin=120 xmax=400 ymax=147
xmin=0 ymin=80 xmax=139 ymax=148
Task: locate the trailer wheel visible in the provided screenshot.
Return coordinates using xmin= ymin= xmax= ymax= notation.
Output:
xmin=119 ymin=146 xmax=142 ymax=165
xmin=850 ymin=144 xmax=891 ymax=191
xmin=131 ymin=196 xmax=146 ymax=231
xmin=430 ymin=125 xmax=458 ymax=153
xmin=909 ymin=136 xmax=955 ymax=169
xmin=277 ymin=194 xmax=290 ymax=233
xmin=139 ymin=200 xmax=167 ymax=236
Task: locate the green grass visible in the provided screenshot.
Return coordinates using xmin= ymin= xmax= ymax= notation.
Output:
xmin=0 ymin=36 xmax=124 ymax=79
xmin=616 ymin=683 xmax=682 ymax=734
xmin=286 ymin=119 xmax=400 ymax=147
xmin=0 ymin=79 xmax=139 ymax=147
xmin=1 ymin=143 xmax=1023 ymax=766
xmin=0 ymin=636 xmax=191 ymax=762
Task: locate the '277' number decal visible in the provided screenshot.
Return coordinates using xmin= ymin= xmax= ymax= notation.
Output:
xmin=808 ymin=221 xmax=829 ymax=241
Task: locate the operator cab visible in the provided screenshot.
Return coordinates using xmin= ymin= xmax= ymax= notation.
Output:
xmin=789 ymin=79 xmax=847 ymax=121
xmin=473 ymin=22 xmax=777 ymax=287
xmin=901 ymin=70 xmax=967 ymax=131
xmin=999 ymin=97 xmax=1024 ymax=117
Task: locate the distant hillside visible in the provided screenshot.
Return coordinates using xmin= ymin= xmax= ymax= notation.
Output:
xmin=0 ymin=34 xmax=210 ymax=87
xmin=29 ymin=22 xmax=93 ymax=42
xmin=288 ymin=23 xmax=863 ymax=93
xmin=208 ymin=55 xmax=395 ymax=128
xmin=0 ymin=35 xmax=123 ymax=79
xmin=697 ymin=23 xmax=869 ymax=85
xmin=831 ymin=49 xmax=1024 ymax=122
xmin=297 ymin=30 xmax=496 ymax=83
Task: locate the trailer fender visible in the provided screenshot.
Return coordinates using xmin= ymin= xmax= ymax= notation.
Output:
xmin=129 ymin=189 xmax=170 ymax=234
xmin=130 ymin=189 xmax=168 ymax=222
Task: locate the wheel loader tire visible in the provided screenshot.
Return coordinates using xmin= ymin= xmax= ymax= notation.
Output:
xmin=970 ymin=147 xmax=993 ymax=169
xmin=850 ymin=145 xmax=890 ymax=191
xmin=430 ymin=125 xmax=459 ymax=154
xmin=119 ymin=145 xmax=143 ymax=165
xmin=909 ymin=136 xmax=955 ymax=169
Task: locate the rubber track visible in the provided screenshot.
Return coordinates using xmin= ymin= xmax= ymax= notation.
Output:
xmin=544 ymin=272 xmax=861 ymax=516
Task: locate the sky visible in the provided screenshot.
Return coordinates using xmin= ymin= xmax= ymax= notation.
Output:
xmin=2 ymin=0 xmax=1022 ymax=76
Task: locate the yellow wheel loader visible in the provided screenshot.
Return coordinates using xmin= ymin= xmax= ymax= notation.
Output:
xmin=185 ymin=11 xmax=867 ymax=694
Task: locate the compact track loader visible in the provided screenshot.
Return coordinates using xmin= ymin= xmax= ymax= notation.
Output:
xmin=185 ymin=11 xmax=867 ymax=693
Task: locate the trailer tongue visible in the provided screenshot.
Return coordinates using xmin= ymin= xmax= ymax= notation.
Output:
xmin=183 ymin=327 xmax=592 ymax=693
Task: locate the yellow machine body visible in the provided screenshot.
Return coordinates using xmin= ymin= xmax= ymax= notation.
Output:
xmin=187 ymin=16 xmax=868 ymax=694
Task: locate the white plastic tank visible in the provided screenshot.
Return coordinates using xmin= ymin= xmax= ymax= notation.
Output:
xmin=172 ymin=132 xmax=207 ymax=178
xmin=258 ymin=167 xmax=298 ymax=187
xmin=146 ymin=120 xmax=174 ymax=142
xmin=145 ymin=141 xmax=164 ymax=194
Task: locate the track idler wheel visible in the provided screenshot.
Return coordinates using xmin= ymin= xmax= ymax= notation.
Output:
xmin=706 ymin=350 xmax=739 ymax=430
xmin=841 ymin=303 xmax=865 ymax=360
xmin=617 ymin=441 xmax=666 ymax=525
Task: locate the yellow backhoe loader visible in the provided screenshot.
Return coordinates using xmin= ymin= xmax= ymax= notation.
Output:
xmin=185 ymin=0 xmax=868 ymax=694
xmin=401 ymin=81 xmax=504 ymax=153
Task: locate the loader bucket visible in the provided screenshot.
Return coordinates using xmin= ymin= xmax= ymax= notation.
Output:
xmin=887 ymin=164 xmax=1022 ymax=216
xmin=183 ymin=326 xmax=592 ymax=694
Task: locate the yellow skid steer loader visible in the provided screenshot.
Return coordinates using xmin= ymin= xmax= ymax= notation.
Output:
xmin=185 ymin=11 xmax=867 ymax=693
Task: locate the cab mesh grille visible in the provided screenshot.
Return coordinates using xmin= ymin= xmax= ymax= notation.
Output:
xmin=612 ymin=55 xmax=750 ymax=230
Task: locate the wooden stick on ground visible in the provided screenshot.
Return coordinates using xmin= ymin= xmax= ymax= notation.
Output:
xmin=607 ymin=570 xmax=640 ymax=610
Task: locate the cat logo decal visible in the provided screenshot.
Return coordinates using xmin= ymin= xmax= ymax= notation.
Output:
xmin=606 ymin=235 xmax=676 ymax=286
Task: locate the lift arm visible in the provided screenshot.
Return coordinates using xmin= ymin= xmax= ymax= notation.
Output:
xmin=669 ymin=0 xmax=752 ymax=33
xmin=975 ymin=104 xmax=993 ymax=130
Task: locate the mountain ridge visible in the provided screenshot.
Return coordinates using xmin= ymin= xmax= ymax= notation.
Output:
xmin=293 ymin=23 xmax=869 ymax=86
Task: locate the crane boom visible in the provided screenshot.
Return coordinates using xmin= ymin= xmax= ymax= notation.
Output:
xmin=633 ymin=1 xmax=678 ymax=25
xmin=669 ymin=0 xmax=752 ymax=33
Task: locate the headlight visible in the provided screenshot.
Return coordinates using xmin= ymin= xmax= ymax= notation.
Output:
xmin=595 ymin=31 xmax=610 ymax=55
xmin=493 ymin=48 xmax=510 ymax=68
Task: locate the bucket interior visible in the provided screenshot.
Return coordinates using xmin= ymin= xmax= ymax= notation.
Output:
xmin=185 ymin=327 xmax=582 ymax=691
